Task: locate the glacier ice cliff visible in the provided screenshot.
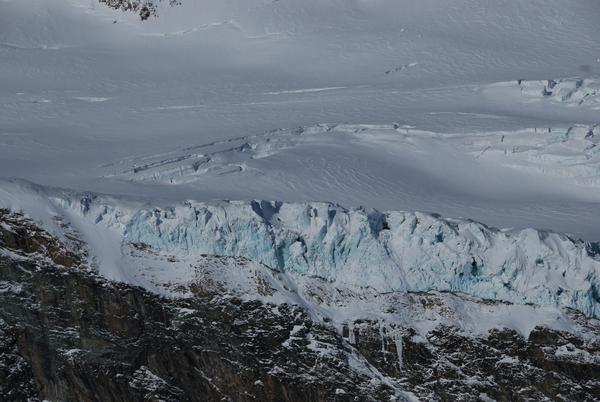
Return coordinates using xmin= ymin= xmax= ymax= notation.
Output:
xmin=46 ymin=192 xmax=600 ymax=318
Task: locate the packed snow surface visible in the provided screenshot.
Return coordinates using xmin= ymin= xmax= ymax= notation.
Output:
xmin=1 ymin=0 xmax=600 ymax=316
xmin=1 ymin=0 xmax=600 ymax=238
xmin=98 ymin=122 xmax=600 ymax=239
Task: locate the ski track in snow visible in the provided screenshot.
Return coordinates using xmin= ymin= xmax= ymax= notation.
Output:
xmin=264 ymin=87 xmax=347 ymax=95
xmin=73 ymin=96 xmax=111 ymax=103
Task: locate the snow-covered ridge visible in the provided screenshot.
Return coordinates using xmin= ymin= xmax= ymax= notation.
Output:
xmin=482 ymin=78 xmax=600 ymax=109
xmin=460 ymin=123 xmax=600 ymax=186
xmin=1 ymin=180 xmax=598 ymax=318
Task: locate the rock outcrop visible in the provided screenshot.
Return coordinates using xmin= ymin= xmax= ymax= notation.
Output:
xmin=98 ymin=0 xmax=181 ymax=20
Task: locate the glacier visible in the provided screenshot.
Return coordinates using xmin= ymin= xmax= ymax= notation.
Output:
xmin=3 ymin=180 xmax=596 ymax=318
xmin=2 ymin=1 xmax=600 ymax=399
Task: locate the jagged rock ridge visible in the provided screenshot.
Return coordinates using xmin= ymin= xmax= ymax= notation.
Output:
xmin=98 ymin=0 xmax=181 ymax=20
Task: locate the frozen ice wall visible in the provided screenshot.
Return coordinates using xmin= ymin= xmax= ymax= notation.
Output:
xmin=59 ymin=194 xmax=600 ymax=318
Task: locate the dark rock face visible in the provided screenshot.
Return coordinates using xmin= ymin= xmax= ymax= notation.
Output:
xmin=0 ymin=212 xmax=397 ymax=401
xmin=0 ymin=260 xmax=398 ymax=401
xmin=0 ymin=209 xmax=82 ymax=268
xmin=1 ymin=211 xmax=599 ymax=401
xmin=98 ymin=0 xmax=181 ymax=20
xmin=344 ymin=321 xmax=600 ymax=401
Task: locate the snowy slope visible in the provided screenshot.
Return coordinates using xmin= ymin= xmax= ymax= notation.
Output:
xmin=1 ymin=0 xmax=600 ymax=239
xmin=2 ymin=0 xmax=600 ymax=323
xmin=96 ymin=122 xmax=600 ymax=239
